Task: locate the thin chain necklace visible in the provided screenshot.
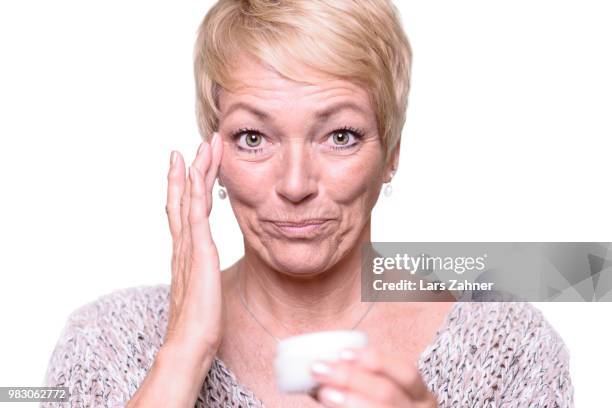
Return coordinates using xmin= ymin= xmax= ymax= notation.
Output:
xmin=236 ymin=259 xmax=379 ymax=343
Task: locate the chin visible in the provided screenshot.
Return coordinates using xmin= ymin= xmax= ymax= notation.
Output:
xmin=262 ymin=239 xmax=342 ymax=277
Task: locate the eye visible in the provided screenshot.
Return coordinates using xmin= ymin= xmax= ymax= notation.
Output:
xmin=231 ymin=127 xmax=269 ymax=153
xmin=245 ymin=133 xmax=262 ymax=147
xmin=332 ymin=131 xmax=351 ymax=145
xmin=325 ymin=126 xmax=365 ymax=150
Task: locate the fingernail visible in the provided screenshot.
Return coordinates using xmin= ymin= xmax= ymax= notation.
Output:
xmin=320 ymin=388 xmax=345 ymax=405
xmin=339 ymin=349 xmax=357 ymax=361
xmin=198 ymin=142 xmax=206 ymax=154
xmin=311 ymin=362 xmax=332 ymax=376
xmin=211 ymin=132 xmax=218 ymax=147
xmin=170 ymin=151 xmax=177 ymax=166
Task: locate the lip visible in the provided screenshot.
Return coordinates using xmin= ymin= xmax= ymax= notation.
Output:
xmin=272 ymin=219 xmax=329 ymax=227
xmin=267 ymin=219 xmax=333 ymax=239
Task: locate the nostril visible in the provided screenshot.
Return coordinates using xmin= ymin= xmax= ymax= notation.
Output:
xmin=275 ymin=185 xmax=317 ymax=204
xmin=275 ymin=171 xmax=318 ymax=203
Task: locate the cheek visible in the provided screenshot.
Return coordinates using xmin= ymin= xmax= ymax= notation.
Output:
xmin=219 ymin=155 xmax=269 ymax=207
xmin=322 ymin=151 xmax=385 ymax=206
xmin=219 ymin=142 xmax=385 ymax=210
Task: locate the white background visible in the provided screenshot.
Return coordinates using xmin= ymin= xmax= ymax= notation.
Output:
xmin=0 ymin=0 xmax=610 ymax=406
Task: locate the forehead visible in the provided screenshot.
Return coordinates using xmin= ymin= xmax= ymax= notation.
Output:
xmin=218 ymin=54 xmax=373 ymax=118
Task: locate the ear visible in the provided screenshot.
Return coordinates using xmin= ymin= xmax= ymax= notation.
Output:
xmin=383 ymin=139 xmax=401 ymax=183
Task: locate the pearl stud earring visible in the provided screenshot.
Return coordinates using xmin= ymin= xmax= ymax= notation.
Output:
xmin=383 ymin=169 xmax=396 ymax=197
xmin=383 ymin=183 xmax=393 ymax=197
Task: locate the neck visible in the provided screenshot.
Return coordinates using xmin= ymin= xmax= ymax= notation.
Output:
xmin=236 ymin=224 xmax=378 ymax=338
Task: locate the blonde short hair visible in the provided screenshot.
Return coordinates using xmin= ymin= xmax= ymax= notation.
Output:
xmin=194 ymin=0 xmax=412 ymax=163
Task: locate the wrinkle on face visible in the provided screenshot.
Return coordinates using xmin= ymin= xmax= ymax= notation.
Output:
xmin=216 ymin=54 xmax=387 ymax=275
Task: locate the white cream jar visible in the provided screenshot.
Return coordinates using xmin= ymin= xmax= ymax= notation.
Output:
xmin=273 ymin=330 xmax=368 ymax=393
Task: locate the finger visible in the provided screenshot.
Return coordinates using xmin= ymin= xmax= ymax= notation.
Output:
xmin=180 ymin=141 xmax=209 ymax=250
xmin=186 ymin=165 xmax=221 ymax=308
xmin=205 ymin=132 xmax=223 ymax=206
xmin=317 ymin=386 xmax=402 ymax=408
xmin=179 ymin=155 xmax=191 ymax=238
xmin=191 ymin=139 xmax=215 ymax=212
xmin=193 ymin=140 xmax=212 ymax=183
xmin=188 ymin=165 xmax=214 ymax=249
xmin=171 ymin=225 xmax=186 ymax=289
xmin=311 ymin=360 xmax=407 ymax=406
xmin=339 ymin=347 xmax=431 ymax=401
xmin=166 ymin=151 xmax=185 ymax=241
xmin=195 ymin=142 xmax=212 ymax=216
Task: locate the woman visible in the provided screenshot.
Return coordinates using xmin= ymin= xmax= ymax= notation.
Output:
xmin=43 ymin=0 xmax=574 ymax=407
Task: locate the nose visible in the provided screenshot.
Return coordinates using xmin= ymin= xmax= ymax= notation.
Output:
xmin=274 ymin=142 xmax=318 ymax=203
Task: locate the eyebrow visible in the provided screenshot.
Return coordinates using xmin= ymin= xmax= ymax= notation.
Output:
xmin=224 ymin=101 xmax=367 ymax=121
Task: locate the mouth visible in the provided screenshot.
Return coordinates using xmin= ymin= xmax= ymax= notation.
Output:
xmin=267 ymin=219 xmax=333 ymax=239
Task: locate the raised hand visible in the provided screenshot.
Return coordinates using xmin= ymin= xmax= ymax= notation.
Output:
xmin=164 ymin=132 xmax=224 ymax=352
xmin=126 ymin=132 xmax=224 ymax=408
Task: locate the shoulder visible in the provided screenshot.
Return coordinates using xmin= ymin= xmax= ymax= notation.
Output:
xmin=63 ymin=284 xmax=170 ymax=333
xmin=428 ymin=301 xmax=567 ymax=344
xmin=453 ymin=301 xmax=570 ymax=360
xmin=56 ymin=284 xmax=171 ymax=354
xmin=42 ymin=284 xmax=171 ymax=407
xmin=419 ymin=302 xmax=574 ymax=407
xmin=447 ymin=301 xmax=557 ymax=333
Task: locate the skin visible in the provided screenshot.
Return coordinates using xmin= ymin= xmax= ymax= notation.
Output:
xmin=217 ymin=60 xmax=388 ymax=277
xmin=212 ymin=54 xmax=442 ymax=407
xmin=215 ymin=54 xmax=398 ymax=326
xmin=129 ymin=52 xmax=451 ymax=408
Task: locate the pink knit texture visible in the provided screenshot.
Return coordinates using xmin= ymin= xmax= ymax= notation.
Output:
xmin=41 ymin=284 xmax=574 ymax=407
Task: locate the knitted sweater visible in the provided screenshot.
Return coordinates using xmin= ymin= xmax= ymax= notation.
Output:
xmin=41 ymin=284 xmax=574 ymax=407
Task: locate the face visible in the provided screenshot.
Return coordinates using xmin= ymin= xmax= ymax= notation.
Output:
xmin=217 ymin=54 xmax=397 ymax=276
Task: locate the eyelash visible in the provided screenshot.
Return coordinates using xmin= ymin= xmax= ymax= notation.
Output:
xmin=330 ymin=126 xmax=366 ymax=150
xmin=230 ymin=125 xmax=366 ymax=153
xmin=230 ymin=127 xmax=265 ymax=154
